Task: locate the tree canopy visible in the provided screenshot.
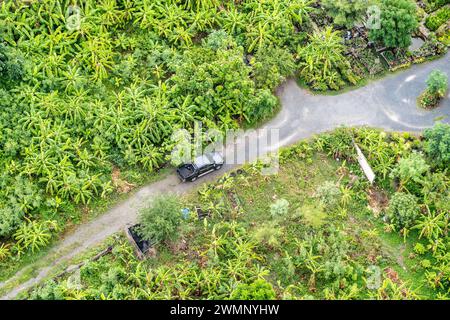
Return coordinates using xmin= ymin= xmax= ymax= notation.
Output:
xmin=322 ymin=0 xmax=370 ymax=28
xmin=369 ymin=0 xmax=418 ymax=48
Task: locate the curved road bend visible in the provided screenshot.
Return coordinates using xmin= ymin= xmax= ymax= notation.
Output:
xmin=1 ymin=53 xmax=449 ymax=299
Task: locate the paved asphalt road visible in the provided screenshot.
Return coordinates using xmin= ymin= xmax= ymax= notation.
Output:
xmin=1 ymin=53 xmax=449 ymax=299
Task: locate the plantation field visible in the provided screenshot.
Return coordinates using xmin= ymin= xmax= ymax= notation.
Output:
xmin=24 ymin=127 xmax=450 ymax=300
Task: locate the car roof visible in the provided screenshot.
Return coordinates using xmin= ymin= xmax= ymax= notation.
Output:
xmin=193 ymin=154 xmax=213 ymax=167
xmin=210 ymin=152 xmax=223 ymax=163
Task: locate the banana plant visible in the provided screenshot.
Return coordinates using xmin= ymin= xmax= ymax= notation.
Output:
xmin=414 ymin=207 xmax=446 ymax=241
xmin=13 ymin=218 xmax=58 ymax=253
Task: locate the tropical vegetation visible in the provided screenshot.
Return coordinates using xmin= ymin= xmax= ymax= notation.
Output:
xmin=369 ymin=0 xmax=418 ymax=48
xmin=418 ymin=69 xmax=448 ymax=108
xmin=0 ymin=0 xmax=448 ymax=300
xmin=25 ymin=125 xmax=450 ymax=300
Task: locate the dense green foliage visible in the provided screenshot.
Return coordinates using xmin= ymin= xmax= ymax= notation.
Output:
xmin=137 ymin=195 xmax=182 ymax=243
xmin=315 ymin=181 xmax=341 ymax=209
xmin=0 ymin=0 xmax=308 ymax=247
xmin=0 ymin=0 xmax=446 ymax=298
xmin=230 ymin=279 xmax=277 ymax=300
xmin=322 ymin=0 xmax=370 ymax=28
xmin=369 ymin=0 xmax=418 ymax=48
xmin=269 ymin=198 xmax=290 ymax=218
xmin=2 ymin=0 xmax=420 ymax=264
xmin=387 ymin=192 xmax=420 ymax=230
xmin=426 ymin=70 xmax=448 ymax=97
xmin=419 ymin=70 xmax=448 ymax=108
xmin=298 ymin=27 xmax=359 ymax=90
xmin=251 ymin=45 xmax=296 ymax=90
xmin=390 ymin=152 xmax=429 ymax=192
xmin=26 ymin=126 xmax=449 ymax=300
xmin=423 ymin=122 xmax=450 ymax=165
xmin=425 ymin=6 xmax=450 ymax=31
xmin=423 ymin=0 xmax=450 ymax=12
xmin=29 ymin=222 xmax=271 ymax=300
xmin=0 ymin=40 xmax=24 ymax=86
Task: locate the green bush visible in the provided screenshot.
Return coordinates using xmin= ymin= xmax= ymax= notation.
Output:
xmin=230 ymin=279 xmax=276 ymax=300
xmin=418 ymin=89 xmax=441 ymax=108
xmin=0 ymin=243 xmax=11 ymax=261
xmin=137 ymin=195 xmax=182 ymax=244
xmin=249 ymin=89 xmax=279 ymax=125
xmin=13 ymin=219 xmax=59 ymax=253
xmin=418 ymin=70 xmax=448 ymax=108
xmin=423 ymin=122 xmax=450 ymax=165
xmin=425 ymin=7 xmax=450 ymax=31
xmin=0 ymin=40 xmax=25 ymax=86
xmin=390 ymin=152 xmax=429 ymax=186
xmin=426 ymin=70 xmax=448 ymax=97
xmin=322 ymin=0 xmax=369 ymax=28
xmin=424 ymin=0 xmax=450 ymax=13
xmin=369 ymin=0 xmax=418 ymax=48
xmin=252 ymin=222 xmax=283 ymax=248
xmin=387 ymin=192 xmax=420 ymax=230
xmin=204 ymin=30 xmax=233 ymax=51
xmin=0 ymin=206 xmax=23 ymax=238
xmin=315 ymin=181 xmax=341 ymax=209
xmin=252 ymin=46 xmax=296 ymax=90
xmin=270 ymin=199 xmax=290 ymax=218
xmin=298 ymin=27 xmax=358 ymax=91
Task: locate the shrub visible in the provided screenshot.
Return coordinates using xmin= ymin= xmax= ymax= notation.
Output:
xmin=0 ymin=40 xmax=25 ymax=86
xmin=314 ymin=128 xmax=355 ymax=159
xmin=0 ymin=206 xmax=23 ymax=238
xmin=387 ymin=192 xmax=420 ymax=230
xmin=230 ymin=279 xmax=276 ymax=300
xmin=27 ymin=280 xmax=66 ymax=300
xmin=425 ymin=7 xmax=450 ymax=31
xmin=13 ymin=219 xmax=59 ymax=253
xmin=249 ymin=88 xmax=279 ymax=124
xmin=424 ymin=0 xmax=450 ymax=13
xmin=204 ymin=30 xmax=233 ymax=51
xmin=418 ymin=70 xmax=448 ymax=108
xmin=390 ymin=152 xmax=429 ymax=186
xmin=298 ymin=27 xmax=358 ymax=91
xmin=252 ymin=222 xmax=283 ymax=248
xmin=252 ymin=46 xmax=296 ymax=90
xmin=298 ymin=204 xmax=328 ymax=228
xmin=414 ymin=242 xmax=426 ymax=255
xmin=418 ymin=89 xmax=441 ymax=108
xmin=137 ymin=195 xmax=182 ymax=243
xmin=412 ymin=33 xmax=447 ymax=58
xmin=426 ymin=70 xmax=448 ymax=97
xmin=438 ymin=29 xmax=450 ymax=46
xmin=423 ymin=122 xmax=450 ymax=165
xmin=369 ymin=0 xmax=418 ymax=48
xmin=315 ymin=181 xmax=341 ymax=209
xmin=270 ymin=199 xmax=289 ymax=218
xmin=322 ymin=0 xmax=369 ymax=28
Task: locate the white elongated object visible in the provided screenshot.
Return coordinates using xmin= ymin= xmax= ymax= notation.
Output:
xmin=354 ymin=143 xmax=376 ymax=184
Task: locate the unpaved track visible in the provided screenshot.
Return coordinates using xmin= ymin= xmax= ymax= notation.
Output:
xmin=1 ymin=53 xmax=449 ymax=300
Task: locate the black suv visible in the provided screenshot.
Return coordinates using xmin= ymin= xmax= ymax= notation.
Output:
xmin=177 ymin=152 xmax=224 ymax=182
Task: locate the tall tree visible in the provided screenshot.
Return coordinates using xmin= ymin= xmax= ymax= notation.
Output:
xmin=369 ymin=0 xmax=418 ymax=48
